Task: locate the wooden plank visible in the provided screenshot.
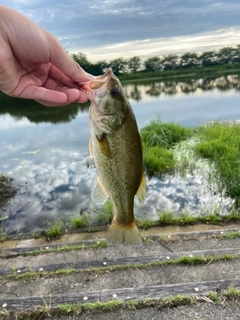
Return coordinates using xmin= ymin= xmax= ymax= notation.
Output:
xmin=1 ymin=247 xmax=240 ymax=277
xmin=10 ymin=239 xmax=103 ymax=254
xmin=7 ymin=227 xmax=240 ymax=255
xmin=0 ymin=291 xmax=100 ymax=311
xmin=151 ymin=228 xmax=240 ymax=241
xmin=101 ymin=279 xmax=240 ymax=302
xmin=0 ymin=279 xmax=239 ymax=311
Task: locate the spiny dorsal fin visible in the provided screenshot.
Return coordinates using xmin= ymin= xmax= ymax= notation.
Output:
xmin=135 ymin=170 xmax=147 ymax=203
xmin=91 ymin=178 xmax=109 ymax=205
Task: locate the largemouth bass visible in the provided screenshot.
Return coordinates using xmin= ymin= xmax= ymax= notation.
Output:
xmin=80 ymin=69 xmax=146 ymax=245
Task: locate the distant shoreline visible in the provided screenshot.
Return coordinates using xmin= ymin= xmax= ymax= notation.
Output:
xmin=119 ymin=63 xmax=240 ymax=83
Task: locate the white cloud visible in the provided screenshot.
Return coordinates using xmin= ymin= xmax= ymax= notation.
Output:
xmin=0 ymin=114 xmax=34 ymax=130
xmin=73 ymin=27 xmax=240 ymax=62
xmin=2 ymin=0 xmax=240 ymax=53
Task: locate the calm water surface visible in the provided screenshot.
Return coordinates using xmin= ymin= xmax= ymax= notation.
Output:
xmin=1 ymin=75 xmax=240 ymax=236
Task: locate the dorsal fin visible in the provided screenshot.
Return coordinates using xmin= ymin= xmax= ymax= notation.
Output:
xmin=135 ymin=170 xmax=147 ymax=203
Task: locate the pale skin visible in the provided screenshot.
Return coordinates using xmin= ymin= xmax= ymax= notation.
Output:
xmin=0 ymin=5 xmax=94 ymax=107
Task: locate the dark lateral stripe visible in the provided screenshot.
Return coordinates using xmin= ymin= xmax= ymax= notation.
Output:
xmin=0 ymin=247 xmax=240 ymax=277
xmin=0 ymin=279 xmax=239 ymax=311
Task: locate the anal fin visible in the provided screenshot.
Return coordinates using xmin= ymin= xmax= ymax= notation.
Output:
xmin=91 ymin=178 xmax=108 ymax=205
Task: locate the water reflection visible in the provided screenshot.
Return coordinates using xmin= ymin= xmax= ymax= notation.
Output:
xmin=0 ymin=93 xmax=90 ymax=124
xmin=123 ymin=75 xmax=240 ymax=100
xmin=1 ymin=75 xmax=240 ymax=125
xmin=0 ymin=74 xmax=240 ymax=237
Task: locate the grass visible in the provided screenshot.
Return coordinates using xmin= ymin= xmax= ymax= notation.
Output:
xmin=141 ymin=117 xmax=240 ymax=213
xmin=21 ymin=240 xmax=108 ymax=257
xmin=0 ymin=226 xmax=7 ymax=242
xmin=158 ymin=294 xmax=195 ymax=309
xmin=5 ymin=253 xmax=237 ymax=282
xmin=45 ymin=220 xmax=62 ymax=239
xmin=227 ymin=287 xmax=240 ymax=298
xmin=2 ymin=287 xmax=240 ymax=319
xmin=141 ymin=118 xmax=193 ymax=149
xmin=219 ymin=231 xmax=240 ymax=239
xmin=70 ymin=212 xmax=89 ymax=228
xmin=195 ymin=121 xmax=240 ymax=207
xmin=92 ymin=200 xmax=114 ymax=225
xmin=43 ymin=202 xmax=112 ymax=240
xmin=208 ymin=292 xmax=221 ymax=303
xmin=142 ymin=146 xmax=175 ymax=178
xmin=157 ymin=209 xmax=238 ymax=226
xmin=140 ymin=118 xmax=193 ymax=177
xmin=70 ymin=200 xmax=113 ymax=230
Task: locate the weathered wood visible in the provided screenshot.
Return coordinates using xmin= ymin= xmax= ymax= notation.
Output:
xmin=151 ymin=228 xmax=240 ymax=241
xmin=101 ymin=279 xmax=240 ymax=302
xmin=0 ymin=291 xmax=100 ymax=311
xmin=0 ymin=279 xmax=239 ymax=311
xmin=0 ymin=247 xmax=240 ymax=277
xmin=10 ymin=239 xmax=102 ymax=254
xmin=6 ymin=227 xmax=240 ymax=255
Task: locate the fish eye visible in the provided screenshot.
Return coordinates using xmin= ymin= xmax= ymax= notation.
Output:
xmin=110 ymin=88 xmax=118 ymax=98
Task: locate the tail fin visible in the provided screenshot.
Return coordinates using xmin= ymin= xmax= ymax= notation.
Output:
xmin=106 ymin=217 xmax=143 ymax=246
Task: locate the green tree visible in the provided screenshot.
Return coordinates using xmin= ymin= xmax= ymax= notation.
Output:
xmin=162 ymin=54 xmax=179 ymax=70
xmin=71 ymin=52 xmax=91 ymax=71
xmin=217 ymin=46 xmax=237 ymax=64
xmin=109 ymin=58 xmax=127 ymax=75
xmin=232 ymin=45 xmax=240 ymax=63
xmin=144 ymin=57 xmax=162 ymax=72
xmin=88 ymin=60 xmax=108 ymax=76
xmin=180 ymin=52 xmax=200 ymax=68
xmin=127 ymin=56 xmax=141 ymax=73
xmin=199 ymin=51 xmax=217 ymax=66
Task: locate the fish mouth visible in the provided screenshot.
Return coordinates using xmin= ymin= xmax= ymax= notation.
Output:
xmin=79 ymin=68 xmax=113 ymax=100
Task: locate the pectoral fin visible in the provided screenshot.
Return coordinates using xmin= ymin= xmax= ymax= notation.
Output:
xmin=89 ymin=139 xmax=93 ymax=158
xmin=96 ymin=133 xmax=111 ymax=158
xmin=135 ymin=171 xmax=146 ymax=203
xmin=91 ymin=178 xmax=109 ymax=205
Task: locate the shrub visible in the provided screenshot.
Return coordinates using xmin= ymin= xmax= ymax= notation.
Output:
xmin=143 ymin=146 xmax=175 ymax=177
xmin=141 ymin=118 xmax=192 ymax=149
xmin=195 ymin=122 xmax=240 ymax=206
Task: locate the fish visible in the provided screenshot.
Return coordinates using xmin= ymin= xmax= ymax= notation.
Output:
xmin=80 ymin=68 xmax=146 ymax=245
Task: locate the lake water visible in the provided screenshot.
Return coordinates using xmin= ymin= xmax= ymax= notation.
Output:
xmin=1 ymin=75 xmax=240 ymax=237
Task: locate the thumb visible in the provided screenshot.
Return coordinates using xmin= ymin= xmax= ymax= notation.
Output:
xmin=47 ymin=33 xmax=94 ymax=82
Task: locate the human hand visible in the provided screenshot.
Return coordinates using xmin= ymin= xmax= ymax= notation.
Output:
xmin=0 ymin=5 xmax=93 ymax=107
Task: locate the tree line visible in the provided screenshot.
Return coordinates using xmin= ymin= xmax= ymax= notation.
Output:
xmin=71 ymin=45 xmax=240 ymax=76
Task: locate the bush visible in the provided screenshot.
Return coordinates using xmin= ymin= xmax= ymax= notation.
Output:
xmin=141 ymin=118 xmax=193 ymax=178
xmin=70 ymin=213 xmax=89 ymax=228
xmin=45 ymin=220 xmax=62 ymax=239
xmin=195 ymin=122 xmax=240 ymax=206
xmin=143 ymin=146 xmax=175 ymax=177
xmin=141 ymin=119 xmax=192 ymax=149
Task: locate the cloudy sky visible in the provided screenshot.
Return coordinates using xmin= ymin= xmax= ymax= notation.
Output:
xmin=2 ymin=1 xmax=240 ymax=62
